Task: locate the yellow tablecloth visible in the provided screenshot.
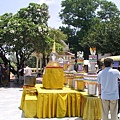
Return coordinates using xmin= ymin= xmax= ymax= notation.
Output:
xmin=36 ymin=84 xmax=81 ymax=118
xmin=80 ymin=92 xmax=102 ymax=120
xmin=20 ymin=84 xmax=102 ymax=119
xmin=20 ymin=87 xmax=38 ymax=118
xmin=42 ymin=67 xmax=64 ymax=89
xmin=24 ymin=94 xmax=37 ymax=117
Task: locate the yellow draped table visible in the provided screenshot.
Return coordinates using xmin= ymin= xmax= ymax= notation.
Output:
xmin=20 ymin=84 xmax=102 ymax=119
xmin=80 ymin=92 xmax=102 ymax=120
xmin=20 ymin=86 xmax=38 ymax=118
xmin=42 ymin=67 xmax=64 ymax=89
xmin=36 ymin=84 xmax=81 ymax=118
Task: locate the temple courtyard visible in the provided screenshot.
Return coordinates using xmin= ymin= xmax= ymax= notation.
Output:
xmin=0 ymin=78 xmax=118 ymax=120
xmin=0 ymin=79 xmax=82 ymax=120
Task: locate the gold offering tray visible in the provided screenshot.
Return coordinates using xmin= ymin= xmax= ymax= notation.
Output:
xmin=23 ymin=85 xmax=37 ymax=95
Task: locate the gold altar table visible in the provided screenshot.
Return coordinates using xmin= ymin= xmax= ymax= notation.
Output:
xmin=36 ymin=84 xmax=81 ymax=118
xmin=20 ymin=84 xmax=102 ymax=119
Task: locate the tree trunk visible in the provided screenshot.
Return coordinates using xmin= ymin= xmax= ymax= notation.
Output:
xmin=42 ymin=53 xmax=46 ymax=69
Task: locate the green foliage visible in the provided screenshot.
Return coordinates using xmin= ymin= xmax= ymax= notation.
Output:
xmin=0 ymin=57 xmax=3 ymax=63
xmin=48 ymin=28 xmax=68 ymax=52
xmin=59 ymin=0 xmax=120 ymax=58
xmin=26 ymin=56 xmax=36 ymax=68
xmin=11 ymin=62 xmax=17 ymax=68
xmin=0 ymin=3 xmax=68 ymax=73
xmin=0 ymin=3 xmax=49 ymax=72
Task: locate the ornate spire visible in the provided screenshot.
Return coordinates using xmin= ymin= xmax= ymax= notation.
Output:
xmin=52 ymin=34 xmax=56 ymax=52
xmin=47 ymin=34 xmax=60 ymax=67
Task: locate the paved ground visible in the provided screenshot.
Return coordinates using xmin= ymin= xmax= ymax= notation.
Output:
xmin=0 ymin=79 xmax=82 ymax=120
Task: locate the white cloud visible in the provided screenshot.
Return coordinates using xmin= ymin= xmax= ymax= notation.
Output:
xmin=39 ymin=0 xmax=54 ymax=5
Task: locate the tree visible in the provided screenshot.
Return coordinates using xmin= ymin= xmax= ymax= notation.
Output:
xmin=59 ymin=0 xmax=120 ymax=59
xmin=59 ymin=0 xmax=100 ymax=59
xmin=0 ymin=3 xmax=49 ymax=75
xmin=0 ymin=13 xmax=14 ymax=71
xmin=0 ymin=3 xmax=68 ymax=77
xmin=40 ymin=28 xmax=68 ymax=65
xmin=82 ymin=0 xmax=120 ymax=55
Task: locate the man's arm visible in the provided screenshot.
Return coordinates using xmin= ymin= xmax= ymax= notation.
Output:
xmin=97 ymin=83 xmax=101 ymax=97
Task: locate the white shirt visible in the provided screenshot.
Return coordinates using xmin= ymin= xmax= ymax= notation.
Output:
xmin=24 ymin=66 xmax=32 ymax=76
xmin=98 ymin=67 xmax=120 ymax=100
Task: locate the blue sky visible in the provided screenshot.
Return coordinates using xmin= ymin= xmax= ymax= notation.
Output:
xmin=0 ymin=0 xmax=120 ymax=29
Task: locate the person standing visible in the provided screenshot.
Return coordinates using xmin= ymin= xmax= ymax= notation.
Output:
xmin=23 ymin=64 xmax=32 ymax=86
xmin=0 ymin=63 xmax=2 ymax=86
xmin=1 ymin=63 xmax=8 ymax=86
xmin=97 ymin=62 xmax=105 ymax=74
xmin=24 ymin=64 xmax=32 ymax=76
xmin=97 ymin=58 xmax=120 ymax=120
xmin=19 ymin=66 xmax=24 ymax=85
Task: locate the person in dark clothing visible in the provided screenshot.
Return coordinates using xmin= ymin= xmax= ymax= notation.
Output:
xmin=19 ymin=66 xmax=24 ymax=85
xmin=37 ymin=70 xmax=43 ymax=77
xmin=97 ymin=62 xmax=105 ymax=74
xmin=0 ymin=63 xmax=2 ymax=86
xmin=1 ymin=63 xmax=8 ymax=86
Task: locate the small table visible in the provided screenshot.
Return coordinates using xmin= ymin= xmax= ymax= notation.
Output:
xmin=20 ymin=86 xmax=38 ymax=118
xmin=80 ymin=91 xmax=102 ymax=120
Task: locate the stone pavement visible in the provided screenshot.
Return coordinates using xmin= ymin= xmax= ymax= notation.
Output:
xmin=0 ymin=80 xmax=82 ymax=120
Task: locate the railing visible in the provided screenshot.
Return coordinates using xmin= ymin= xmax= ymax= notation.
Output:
xmin=31 ymin=68 xmax=42 ymax=73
